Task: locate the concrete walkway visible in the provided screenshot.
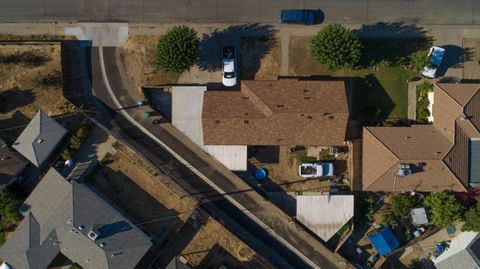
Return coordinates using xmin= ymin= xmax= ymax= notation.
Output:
xmin=280 ymin=35 xmax=290 ymax=76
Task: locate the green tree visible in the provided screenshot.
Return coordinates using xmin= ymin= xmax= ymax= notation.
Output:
xmin=154 ymin=25 xmax=200 ymax=74
xmin=310 ymin=24 xmax=362 ymax=70
xmin=391 ymin=193 xmax=415 ymax=219
xmin=410 ymin=50 xmax=429 ymax=71
xmin=380 ymin=212 xmax=398 ymax=229
xmin=355 ymin=194 xmax=374 ymax=225
xmin=0 ymin=187 xmax=22 ymax=223
xmin=424 ymin=192 xmax=461 ymax=228
xmin=463 ymin=196 xmax=480 ymax=232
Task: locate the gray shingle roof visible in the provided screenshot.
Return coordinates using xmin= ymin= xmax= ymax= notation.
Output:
xmin=12 ymin=111 xmax=67 ymax=167
xmin=0 ymin=168 xmax=152 ymax=269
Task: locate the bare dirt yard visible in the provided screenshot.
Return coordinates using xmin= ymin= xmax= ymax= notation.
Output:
xmin=463 ymin=38 xmax=480 ymax=79
xmin=248 ymin=146 xmax=349 ymax=192
xmin=89 ymin=142 xmax=271 ymax=267
xmin=240 ymin=37 xmax=281 ymax=80
xmin=0 ymin=43 xmax=75 ymax=142
xmin=181 ymin=217 xmax=275 ymax=268
xmin=122 ymin=36 xmax=179 ymax=94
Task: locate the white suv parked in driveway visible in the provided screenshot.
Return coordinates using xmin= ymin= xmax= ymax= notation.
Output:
xmin=222 ymin=46 xmax=237 ymax=87
xmin=298 ymin=163 xmax=334 ymax=178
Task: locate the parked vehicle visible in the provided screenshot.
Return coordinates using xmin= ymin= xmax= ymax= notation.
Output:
xmin=421 ymin=46 xmax=445 ymax=79
xmin=298 ymin=162 xmax=334 ymax=177
xmin=280 ymin=9 xmax=318 ymax=25
xmin=222 ymin=46 xmax=237 ymax=87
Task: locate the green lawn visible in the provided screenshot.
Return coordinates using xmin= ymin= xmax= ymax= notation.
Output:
xmin=289 ymin=36 xmax=428 ymax=121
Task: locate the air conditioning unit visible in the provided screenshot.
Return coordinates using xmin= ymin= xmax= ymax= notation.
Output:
xmin=397 ymin=163 xmax=412 ymax=177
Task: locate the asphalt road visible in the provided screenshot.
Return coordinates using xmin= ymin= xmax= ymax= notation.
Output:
xmin=61 ymin=42 xmax=319 ymax=269
xmin=1 ymin=0 xmax=479 ymax=25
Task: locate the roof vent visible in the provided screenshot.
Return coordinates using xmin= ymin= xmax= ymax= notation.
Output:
xmin=307 ymin=116 xmax=313 ymax=119
xmin=405 ymin=136 xmax=411 ymax=140
xmin=299 ymin=113 xmax=304 ymax=117
xmin=304 ymin=97 xmax=311 ymax=100
xmin=214 ymin=120 xmax=220 ymax=124
xmin=303 ymin=89 xmax=309 ymax=93
xmin=78 ymin=225 xmax=84 ymax=230
xmin=397 ymin=163 xmax=412 ymax=177
xmin=36 ymin=138 xmax=44 ymax=144
xmin=244 ymin=120 xmax=249 ymax=124
xmin=0 ymin=156 xmax=11 ymax=161
xmin=244 ymin=112 xmax=249 ymax=116
xmin=277 ymin=104 xmax=284 ymax=108
xmin=87 ymin=230 xmax=100 ymax=241
xmin=99 ymin=242 xmax=106 ymax=248
xmin=242 ymin=96 xmax=249 ymax=100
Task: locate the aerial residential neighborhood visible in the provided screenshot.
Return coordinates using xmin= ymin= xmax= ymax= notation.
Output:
xmin=1 ymin=1 xmax=480 ymax=269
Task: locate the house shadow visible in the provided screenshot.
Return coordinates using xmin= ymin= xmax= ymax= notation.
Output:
xmin=436 ymin=45 xmax=474 ymax=77
xmin=248 ymin=146 xmax=279 ymax=164
xmin=87 ymin=166 xmax=182 ymax=245
xmin=352 ymin=74 xmax=395 ymax=123
xmin=0 ymin=88 xmax=36 ymax=113
xmin=0 ymin=111 xmax=31 ymax=144
xmin=197 ymin=23 xmax=277 ymax=76
xmin=97 ymin=221 xmax=132 ymax=239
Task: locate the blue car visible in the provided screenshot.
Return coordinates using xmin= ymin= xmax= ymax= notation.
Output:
xmin=280 ymin=9 xmax=318 ymax=25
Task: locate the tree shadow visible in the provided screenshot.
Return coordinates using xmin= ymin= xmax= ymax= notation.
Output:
xmin=0 ymin=88 xmax=36 ymax=113
xmin=0 ymin=111 xmax=32 ymax=144
xmin=436 ymin=45 xmax=474 ymax=77
xmin=197 ymin=23 xmax=277 ymax=74
xmin=355 ymin=22 xmax=432 ymax=67
xmin=356 ymin=22 xmax=428 ymax=38
xmin=351 ymin=74 xmax=395 ymax=123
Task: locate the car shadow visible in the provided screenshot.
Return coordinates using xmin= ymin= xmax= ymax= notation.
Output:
xmin=436 ymin=45 xmax=474 ymax=77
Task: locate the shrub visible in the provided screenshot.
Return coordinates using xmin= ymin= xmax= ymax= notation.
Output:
xmin=0 ymin=187 xmax=22 ymax=223
xmin=391 ymin=193 xmax=415 ymax=219
xmin=410 ymin=50 xmax=429 ymax=71
xmin=380 ymin=212 xmax=398 ymax=229
xmin=425 ymin=192 xmax=461 ymax=228
xmin=34 ymin=72 xmax=61 ymax=90
xmin=299 ymin=155 xmax=317 ymax=163
xmin=355 ymin=194 xmax=375 ymax=225
xmin=310 ymin=24 xmax=362 ymax=70
xmin=322 ymin=155 xmax=336 ymax=162
xmin=463 ymin=196 xmax=480 ymax=232
xmin=154 ymin=25 xmax=200 ymax=74
xmin=61 ymin=125 xmax=91 ymax=161
xmin=416 ymin=80 xmax=433 ymax=123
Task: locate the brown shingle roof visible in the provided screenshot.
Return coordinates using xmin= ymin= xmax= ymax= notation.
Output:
xmin=202 ymin=80 xmax=349 ymax=146
xmin=362 ymin=83 xmax=480 ymax=192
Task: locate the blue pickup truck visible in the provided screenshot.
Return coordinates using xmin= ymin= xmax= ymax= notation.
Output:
xmin=280 ymin=9 xmax=319 ymax=25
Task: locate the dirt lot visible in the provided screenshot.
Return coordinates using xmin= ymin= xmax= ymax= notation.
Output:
xmin=181 ymin=217 xmax=274 ymax=268
xmin=463 ymin=38 xmax=480 ymax=79
xmin=89 ymin=143 xmax=196 ymax=240
xmin=122 ymin=36 xmax=179 ymax=94
xmin=240 ymin=37 xmax=281 ymax=80
xmin=0 ymin=43 xmax=75 ymax=142
xmin=89 ymin=143 xmax=271 ymax=267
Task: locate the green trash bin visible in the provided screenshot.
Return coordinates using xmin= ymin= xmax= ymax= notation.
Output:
xmin=143 ymin=111 xmax=151 ymax=118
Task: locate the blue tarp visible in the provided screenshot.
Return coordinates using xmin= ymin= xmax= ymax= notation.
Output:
xmin=367 ymin=227 xmax=400 ymax=256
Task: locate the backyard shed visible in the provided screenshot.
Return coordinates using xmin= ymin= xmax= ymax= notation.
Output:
xmin=411 ymin=207 xmax=428 ymax=225
xmin=367 ymin=227 xmax=400 ymax=256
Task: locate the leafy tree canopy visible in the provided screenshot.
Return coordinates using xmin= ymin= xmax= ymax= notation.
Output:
xmin=391 ymin=193 xmax=415 ymax=219
xmin=463 ymin=196 xmax=480 ymax=232
xmin=154 ymin=25 xmax=200 ymax=74
xmin=310 ymin=24 xmax=362 ymax=70
xmin=424 ymin=192 xmax=461 ymax=229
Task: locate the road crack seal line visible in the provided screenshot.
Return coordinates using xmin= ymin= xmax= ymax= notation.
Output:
xmin=97 ymin=46 xmax=321 ymax=269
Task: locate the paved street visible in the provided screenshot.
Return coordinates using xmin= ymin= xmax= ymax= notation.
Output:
xmin=0 ymin=0 xmax=480 ymax=25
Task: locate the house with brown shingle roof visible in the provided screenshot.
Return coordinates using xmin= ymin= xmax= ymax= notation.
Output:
xmin=202 ymin=80 xmax=349 ymax=146
xmin=362 ymin=83 xmax=480 ymax=192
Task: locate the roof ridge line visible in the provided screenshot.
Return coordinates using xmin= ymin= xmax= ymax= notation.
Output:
xmin=435 ymin=83 xmax=465 ymax=108
xmin=240 ymin=81 xmax=273 ymax=117
xmin=362 ymin=127 xmax=400 ymax=190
